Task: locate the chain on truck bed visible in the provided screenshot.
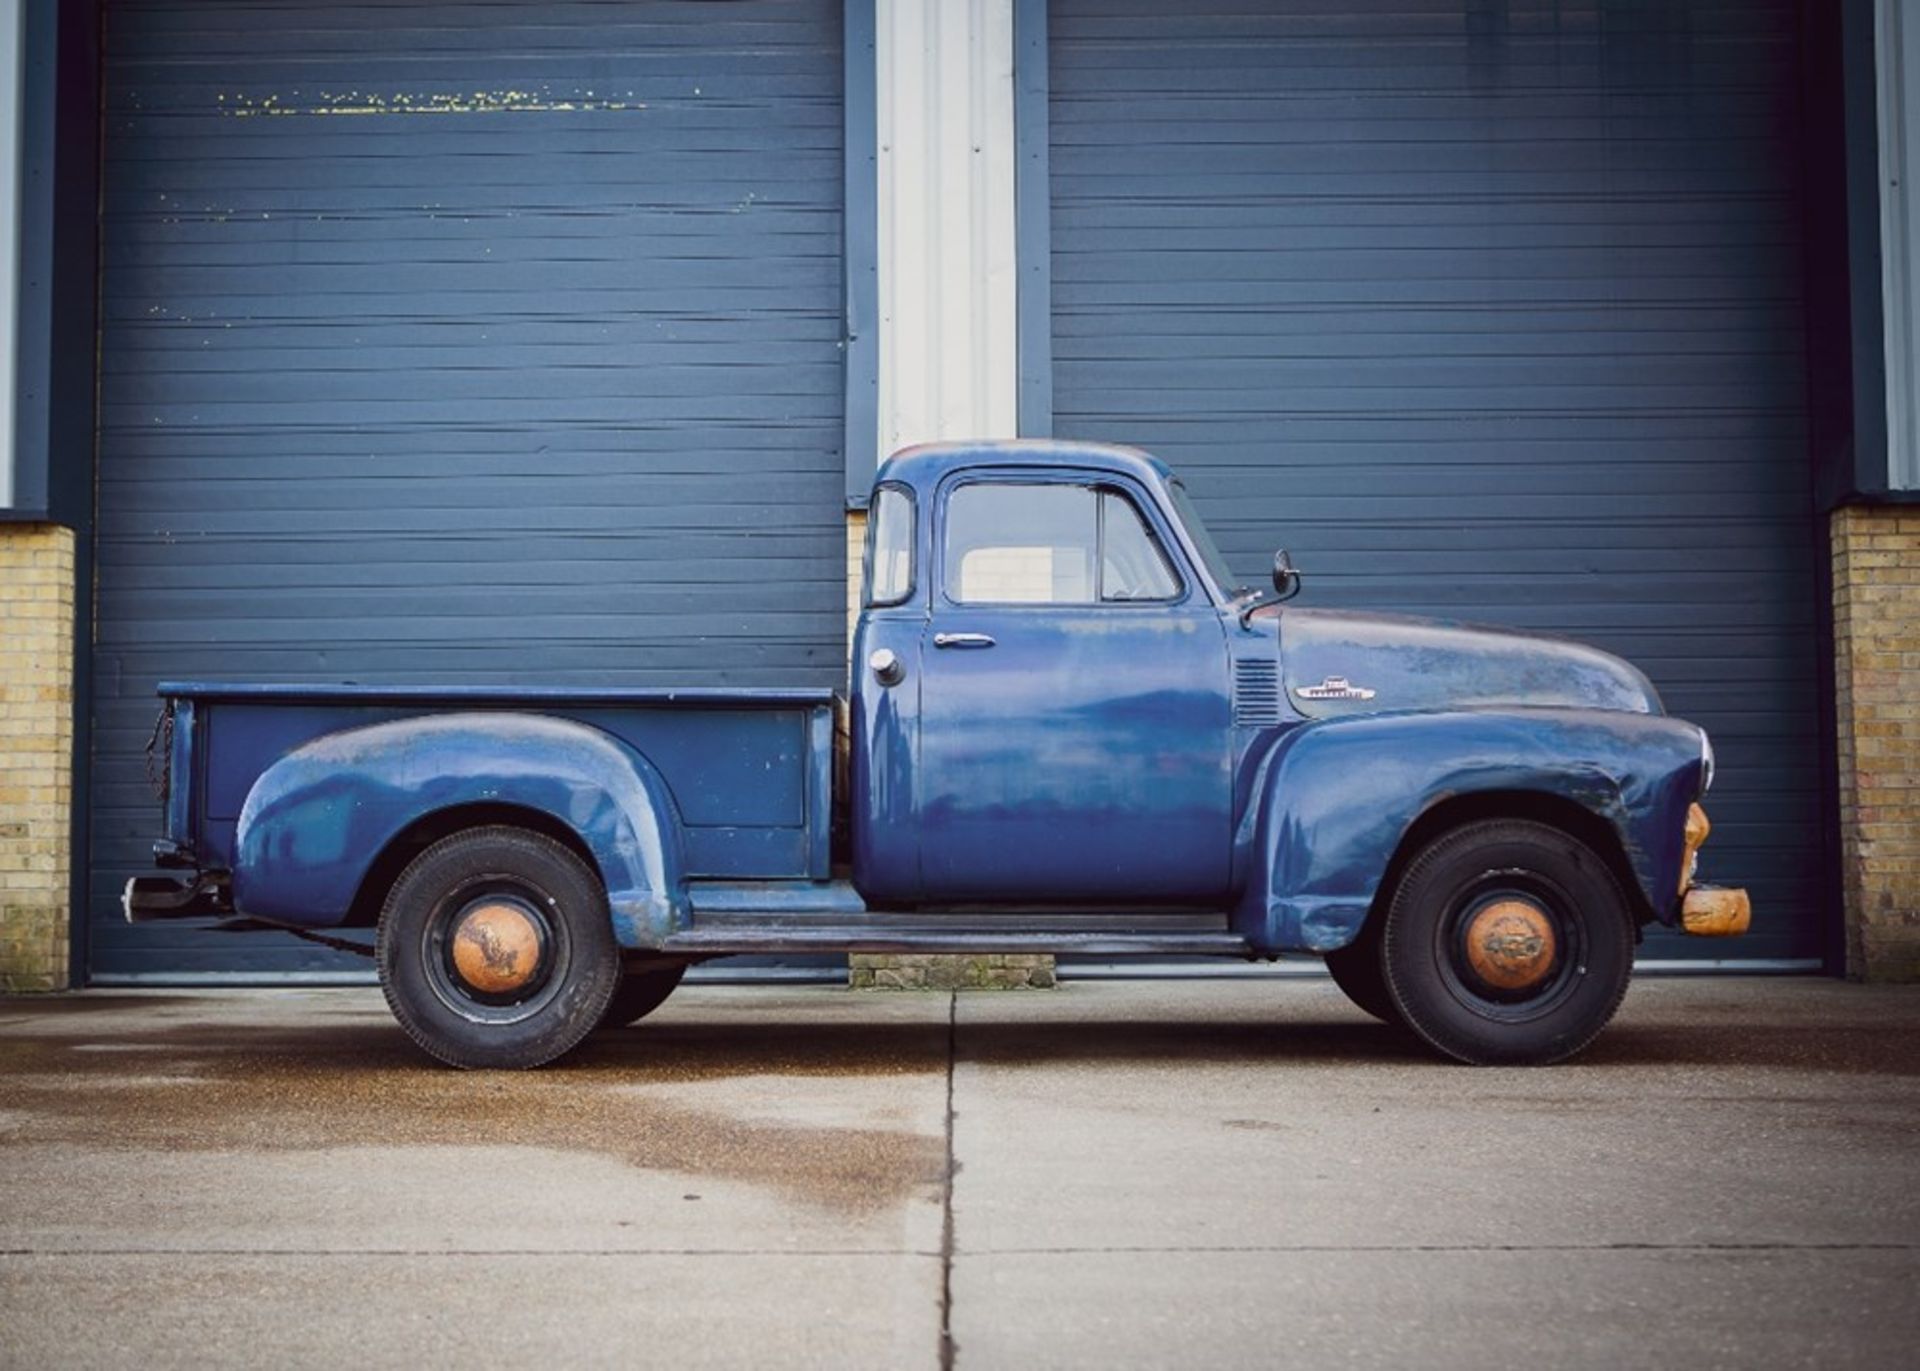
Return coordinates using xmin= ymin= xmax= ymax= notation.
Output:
xmin=144 ymin=701 xmax=174 ymax=801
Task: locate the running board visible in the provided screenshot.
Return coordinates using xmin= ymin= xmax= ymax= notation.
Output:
xmin=663 ymin=927 xmax=1254 ymax=958
xmin=676 ymin=882 xmax=1252 ymax=958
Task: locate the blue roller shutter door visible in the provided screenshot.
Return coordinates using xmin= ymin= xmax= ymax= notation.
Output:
xmin=1047 ymin=0 xmax=1826 ymax=962
xmin=89 ymin=0 xmax=847 ymax=979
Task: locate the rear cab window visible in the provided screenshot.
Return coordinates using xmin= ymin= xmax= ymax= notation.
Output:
xmin=865 ymin=485 xmax=915 ymax=607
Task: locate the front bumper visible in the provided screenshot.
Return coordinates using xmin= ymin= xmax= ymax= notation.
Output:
xmin=1680 ymin=885 xmax=1752 ymax=937
xmin=1673 ymin=803 xmax=1751 ymax=937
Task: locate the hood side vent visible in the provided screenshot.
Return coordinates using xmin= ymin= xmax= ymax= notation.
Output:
xmin=1233 ymin=659 xmax=1282 ymax=725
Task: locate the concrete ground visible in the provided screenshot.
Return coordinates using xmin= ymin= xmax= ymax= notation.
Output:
xmin=1 ymin=977 xmax=1916 ymax=1370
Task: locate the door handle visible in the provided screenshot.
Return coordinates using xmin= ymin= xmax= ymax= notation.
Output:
xmin=933 ymin=632 xmax=996 ymax=650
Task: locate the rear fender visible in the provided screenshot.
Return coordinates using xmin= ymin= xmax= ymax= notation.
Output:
xmin=1233 ymin=709 xmax=1709 ymax=955
xmin=232 ymin=712 xmax=684 ymax=946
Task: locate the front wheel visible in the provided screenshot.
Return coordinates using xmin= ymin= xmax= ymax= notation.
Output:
xmin=1382 ymin=819 xmax=1636 ymax=1066
xmin=377 ymin=825 xmax=621 ymax=1069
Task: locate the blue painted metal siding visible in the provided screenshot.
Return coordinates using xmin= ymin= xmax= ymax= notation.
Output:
xmin=89 ymin=0 xmax=847 ymax=978
xmin=1047 ymin=0 xmax=1828 ymax=962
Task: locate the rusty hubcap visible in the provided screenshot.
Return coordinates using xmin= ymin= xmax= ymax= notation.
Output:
xmin=1463 ymin=898 xmax=1558 ymax=993
xmin=449 ymin=900 xmax=546 ymax=996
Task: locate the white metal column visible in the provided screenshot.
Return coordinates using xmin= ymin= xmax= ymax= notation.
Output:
xmin=1879 ymin=0 xmax=1920 ymax=489
xmin=876 ymin=0 xmax=1018 ymax=456
xmin=0 ymin=0 xmax=24 ymax=507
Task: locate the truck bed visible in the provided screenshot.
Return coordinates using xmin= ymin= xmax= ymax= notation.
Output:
xmin=156 ymin=681 xmax=838 ymax=884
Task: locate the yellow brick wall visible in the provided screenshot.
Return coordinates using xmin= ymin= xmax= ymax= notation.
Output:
xmin=1832 ymin=505 xmax=1920 ymax=982
xmin=846 ymin=509 xmax=867 ymax=652
xmin=0 ymin=524 xmax=77 ymax=992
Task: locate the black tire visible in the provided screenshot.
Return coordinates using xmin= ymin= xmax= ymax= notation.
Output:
xmin=376 ymin=825 xmax=621 ymax=1069
xmin=1323 ymin=923 xmax=1401 ymax=1025
xmin=1382 ymin=819 xmax=1635 ymax=1066
xmin=598 ymin=962 xmax=689 ymax=1029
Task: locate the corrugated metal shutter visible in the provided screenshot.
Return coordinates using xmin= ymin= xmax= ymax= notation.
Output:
xmin=89 ymin=0 xmax=846 ymax=979
xmin=1047 ymin=0 xmax=1827 ymax=962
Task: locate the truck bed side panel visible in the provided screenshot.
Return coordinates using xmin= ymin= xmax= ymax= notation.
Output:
xmin=174 ymin=690 xmax=833 ymax=886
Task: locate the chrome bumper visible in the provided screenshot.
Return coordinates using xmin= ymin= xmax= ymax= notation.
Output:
xmin=122 ymin=873 xmax=230 ymax=923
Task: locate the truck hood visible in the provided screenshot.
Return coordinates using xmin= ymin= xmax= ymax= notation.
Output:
xmin=1274 ymin=608 xmax=1662 ymax=720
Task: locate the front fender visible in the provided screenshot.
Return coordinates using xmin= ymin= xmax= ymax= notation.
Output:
xmin=232 ymin=712 xmax=685 ymax=946
xmin=1232 ymin=708 xmax=1708 ymax=955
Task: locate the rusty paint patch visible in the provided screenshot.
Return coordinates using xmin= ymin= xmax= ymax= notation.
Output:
xmin=450 ymin=902 xmax=544 ymax=995
xmin=1680 ymin=886 xmax=1752 ymax=938
xmin=1464 ymin=899 xmax=1557 ymax=992
xmin=1680 ymin=803 xmax=1712 ymax=895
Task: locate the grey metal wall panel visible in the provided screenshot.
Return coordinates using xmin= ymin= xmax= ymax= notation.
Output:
xmin=1048 ymin=0 xmax=1828 ymax=962
xmin=1879 ymin=0 xmax=1920 ymax=490
xmin=90 ymin=0 xmax=846 ymax=978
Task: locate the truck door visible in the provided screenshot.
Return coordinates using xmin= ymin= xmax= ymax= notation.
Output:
xmin=917 ymin=474 xmax=1232 ymax=903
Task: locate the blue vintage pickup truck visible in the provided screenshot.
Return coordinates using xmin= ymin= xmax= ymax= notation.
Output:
xmin=127 ymin=440 xmax=1748 ymax=1069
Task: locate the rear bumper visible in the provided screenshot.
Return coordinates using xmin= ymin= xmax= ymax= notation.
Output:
xmin=122 ymin=873 xmax=231 ymax=923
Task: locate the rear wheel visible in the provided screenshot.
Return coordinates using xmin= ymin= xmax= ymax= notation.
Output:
xmin=377 ymin=825 xmax=620 ymax=1069
xmin=598 ymin=962 xmax=690 ymax=1029
xmin=1323 ymin=923 xmax=1400 ymax=1025
xmin=1382 ymin=819 xmax=1635 ymax=1066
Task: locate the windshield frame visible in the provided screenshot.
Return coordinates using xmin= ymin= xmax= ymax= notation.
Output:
xmin=1164 ymin=478 xmax=1244 ymax=602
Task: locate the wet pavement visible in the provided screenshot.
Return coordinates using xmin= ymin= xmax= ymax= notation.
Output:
xmin=2 ymin=976 xmax=1917 ymax=1368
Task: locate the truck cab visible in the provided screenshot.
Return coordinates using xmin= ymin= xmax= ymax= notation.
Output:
xmin=129 ymin=440 xmax=1750 ymax=1070
xmin=851 ymin=444 xmax=1235 ymax=906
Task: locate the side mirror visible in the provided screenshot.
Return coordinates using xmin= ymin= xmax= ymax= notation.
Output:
xmin=1272 ymin=550 xmax=1303 ymax=602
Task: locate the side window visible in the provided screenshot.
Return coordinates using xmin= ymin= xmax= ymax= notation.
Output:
xmin=1099 ymin=491 xmax=1180 ymax=601
xmin=947 ymin=484 xmax=1097 ymax=604
xmin=865 ymin=485 xmax=914 ymax=607
xmin=943 ymin=482 xmax=1185 ymax=605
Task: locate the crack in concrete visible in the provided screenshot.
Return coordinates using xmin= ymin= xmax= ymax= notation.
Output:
xmin=939 ymin=991 xmax=959 ymax=1371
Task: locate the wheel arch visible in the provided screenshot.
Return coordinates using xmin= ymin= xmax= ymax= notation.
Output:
xmin=231 ymin=711 xmax=687 ymax=946
xmin=1367 ymin=790 xmax=1654 ymax=939
xmin=1233 ymin=708 xmax=1703 ymax=954
xmin=341 ymin=801 xmax=603 ymax=928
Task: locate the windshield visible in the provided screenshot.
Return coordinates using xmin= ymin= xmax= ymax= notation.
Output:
xmin=1166 ymin=480 xmax=1242 ymax=596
